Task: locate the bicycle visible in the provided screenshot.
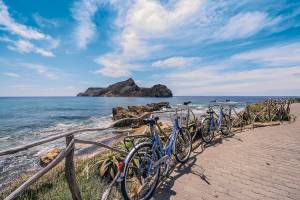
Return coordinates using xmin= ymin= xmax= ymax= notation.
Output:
xmin=179 ymin=101 xmax=199 ymax=142
xmin=201 ymin=102 xmax=232 ymax=144
xmin=120 ymin=114 xmax=192 ymax=200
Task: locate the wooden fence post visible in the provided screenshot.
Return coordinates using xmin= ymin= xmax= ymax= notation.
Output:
xmin=246 ymin=106 xmax=250 ymax=125
xmin=65 ymin=135 xmax=82 ymax=200
xmin=268 ymin=102 xmax=271 ymax=121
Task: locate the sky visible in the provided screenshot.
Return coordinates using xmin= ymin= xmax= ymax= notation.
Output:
xmin=0 ymin=0 xmax=300 ymax=96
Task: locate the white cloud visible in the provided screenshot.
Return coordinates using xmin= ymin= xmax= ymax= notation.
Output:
xmin=72 ymin=0 xmax=102 ymax=49
xmin=153 ymin=56 xmax=201 ymax=68
xmin=22 ymin=63 xmax=58 ymax=79
xmin=165 ymin=65 xmax=300 ymax=95
xmin=154 ymin=41 xmax=300 ymax=95
xmin=92 ymin=1 xmax=290 ymax=78
xmin=2 ymin=72 xmax=20 ymax=78
xmin=0 ymin=0 xmax=59 ymax=57
xmin=120 ymin=0 xmax=203 ymax=58
xmin=7 ymin=39 xmax=55 ymax=57
xmin=232 ymin=42 xmax=300 ymax=66
xmin=95 ymin=0 xmax=205 ymax=77
xmin=124 ymin=0 xmax=202 ymax=36
xmin=0 ymin=0 xmax=49 ymax=40
xmin=96 ymin=67 xmax=130 ymax=78
xmin=33 ymin=13 xmax=59 ymax=28
xmin=34 ymin=47 xmax=55 ymax=57
xmin=94 ymin=54 xmax=138 ymax=77
xmin=214 ymin=12 xmax=279 ymax=40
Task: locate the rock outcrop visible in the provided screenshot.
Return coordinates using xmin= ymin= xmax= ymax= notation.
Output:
xmin=112 ymin=102 xmax=170 ymax=120
xmin=39 ymin=148 xmax=61 ymax=167
xmin=112 ymin=102 xmax=170 ymax=127
xmin=77 ymin=78 xmax=173 ymax=97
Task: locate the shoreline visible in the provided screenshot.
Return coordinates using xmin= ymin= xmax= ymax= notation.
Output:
xmin=0 ymin=99 xmax=296 ymax=196
xmin=1 ymin=115 xmax=295 ymax=194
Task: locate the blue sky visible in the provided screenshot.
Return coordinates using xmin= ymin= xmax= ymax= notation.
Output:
xmin=0 ymin=0 xmax=300 ymax=96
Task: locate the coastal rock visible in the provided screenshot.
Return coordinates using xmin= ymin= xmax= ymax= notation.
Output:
xmin=112 ymin=107 xmax=137 ymax=120
xmin=77 ymin=78 xmax=173 ymax=97
xmin=113 ymin=102 xmax=170 ymax=120
xmin=112 ymin=102 xmax=170 ymax=127
xmin=39 ymin=148 xmax=61 ymax=167
xmin=147 ymin=102 xmax=170 ymax=111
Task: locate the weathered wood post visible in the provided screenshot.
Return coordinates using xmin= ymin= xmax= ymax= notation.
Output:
xmin=287 ymin=100 xmax=291 ymax=120
xmin=65 ymin=135 xmax=82 ymax=200
xmin=279 ymin=103 xmax=283 ymax=121
xmin=267 ymin=101 xmax=271 ymax=121
xmin=246 ymin=105 xmax=250 ymax=125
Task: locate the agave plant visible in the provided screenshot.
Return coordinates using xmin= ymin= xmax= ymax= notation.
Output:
xmin=98 ymin=151 xmax=124 ymax=180
xmin=81 ymin=148 xmax=126 ymax=180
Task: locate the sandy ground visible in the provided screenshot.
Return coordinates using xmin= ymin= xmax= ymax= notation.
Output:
xmin=153 ymin=103 xmax=300 ymax=200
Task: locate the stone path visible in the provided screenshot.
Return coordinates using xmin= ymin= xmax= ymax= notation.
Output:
xmin=153 ymin=103 xmax=300 ymax=200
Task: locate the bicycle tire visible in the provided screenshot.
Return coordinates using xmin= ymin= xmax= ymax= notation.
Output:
xmin=201 ymin=117 xmax=214 ymax=144
xmin=220 ymin=114 xmax=232 ymax=136
xmin=174 ymin=128 xmax=192 ymax=163
xmin=121 ymin=142 xmax=160 ymax=200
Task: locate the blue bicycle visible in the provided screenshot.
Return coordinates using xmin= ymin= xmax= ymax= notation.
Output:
xmin=201 ymin=103 xmax=232 ymax=144
xmin=120 ymin=114 xmax=192 ymax=200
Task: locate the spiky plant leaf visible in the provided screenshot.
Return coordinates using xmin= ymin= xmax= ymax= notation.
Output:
xmin=109 ymin=167 xmax=115 ymax=179
xmin=100 ymin=159 xmax=111 ymax=177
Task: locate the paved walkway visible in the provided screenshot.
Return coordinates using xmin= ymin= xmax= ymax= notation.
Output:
xmin=154 ymin=103 xmax=300 ymax=200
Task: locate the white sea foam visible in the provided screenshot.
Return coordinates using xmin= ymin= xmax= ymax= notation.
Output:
xmin=0 ymin=136 xmax=9 ymax=141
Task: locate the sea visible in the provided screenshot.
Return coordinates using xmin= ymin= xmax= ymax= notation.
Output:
xmin=0 ymin=96 xmax=293 ymax=189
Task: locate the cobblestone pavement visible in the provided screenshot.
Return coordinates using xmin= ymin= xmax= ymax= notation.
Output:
xmin=153 ymin=103 xmax=300 ymax=200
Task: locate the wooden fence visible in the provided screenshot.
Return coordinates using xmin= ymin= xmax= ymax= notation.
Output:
xmin=0 ymin=114 xmax=152 ymax=200
xmin=0 ymin=99 xmax=293 ymax=199
xmin=231 ymin=99 xmax=293 ymax=130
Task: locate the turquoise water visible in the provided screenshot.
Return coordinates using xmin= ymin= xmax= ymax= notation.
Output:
xmin=0 ymin=96 xmax=269 ymax=148
xmin=0 ymin=96 xmax=290 ymax=188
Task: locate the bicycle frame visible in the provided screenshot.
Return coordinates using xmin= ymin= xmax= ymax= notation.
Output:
xmin=208 ymin=105 xmax=224 ymax=131
xmin=121 ymin=115 xmax=182 ymax=176
xmin=150 ymin=117 xmax=180 ymax=158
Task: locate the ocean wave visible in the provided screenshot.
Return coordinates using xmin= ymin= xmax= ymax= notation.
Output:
xmin=0 ymin=114 xmax=116 ymax=190
xmin=51 ymin=115 xmax=89 ymax=120
xmin=0 ymin=136 xmax=9 ymax=141
xmin=44 ymin=107 xmax=90 ymax=111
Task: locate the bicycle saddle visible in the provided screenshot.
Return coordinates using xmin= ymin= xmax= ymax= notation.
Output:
xmin=143 ymin=116 xmax=159 ymax=125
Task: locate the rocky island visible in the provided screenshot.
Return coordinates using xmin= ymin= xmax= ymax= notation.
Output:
xmin=77 ymin=78 xmax=173 ymax=97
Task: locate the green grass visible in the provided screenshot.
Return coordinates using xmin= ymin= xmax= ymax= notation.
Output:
xmin=0 ymin=153 xmax=122 ymax=200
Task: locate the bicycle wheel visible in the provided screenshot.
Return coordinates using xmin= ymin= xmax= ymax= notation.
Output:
xmin=174 ymin=128 xmax=192 ymax=163
xmin=188 ymin=110 xmax=199 ymax=142
xmin=201 ymin=117 xmax=214 ymax=144
xmin=121 ymin=143 xmax=160 ymax=200
xmin=221 ymin=114 xmax=232 ymax=136
xmin=189 ymin=123 xmax=198 ymax=142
